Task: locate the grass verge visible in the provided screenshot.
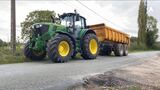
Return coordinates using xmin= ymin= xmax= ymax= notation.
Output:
xmin=0 ymin=45 xmax=30 ymax=64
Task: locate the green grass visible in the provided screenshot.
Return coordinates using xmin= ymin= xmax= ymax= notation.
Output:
xmin=129 ymin=49 xmax=156 ymax=53
xmin=0 ymin=42 xmax=159 ymax=64
xmin=0 ymin=45 xmax=29 ymax=64
xmin=128 ymin=42 xmax=160 ymax=53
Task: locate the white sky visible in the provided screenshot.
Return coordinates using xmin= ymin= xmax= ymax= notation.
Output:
xmin=0 ymin=0 xmax=160 ymax=42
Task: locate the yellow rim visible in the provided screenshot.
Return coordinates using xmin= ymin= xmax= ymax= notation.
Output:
xmin=58 ymin=41 xmax=70 ymax=57
xmin=89 ymin=39 xmax=98 ymax=55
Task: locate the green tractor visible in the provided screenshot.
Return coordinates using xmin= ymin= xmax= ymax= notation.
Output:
xmin=24 ymin=11 xmax=99 ymax=63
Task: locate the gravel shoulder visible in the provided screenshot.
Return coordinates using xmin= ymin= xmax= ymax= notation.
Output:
xmin=71 ymin=53 xmax=160 ymax=90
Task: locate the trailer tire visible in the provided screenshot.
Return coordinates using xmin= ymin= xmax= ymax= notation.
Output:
xmin=114 ymin=43 xmax=123 ymax=56
xmin=24 ymin=41 xmax=46 ymax=60
xmin=81 ymin=33 xmax=99 ymax=59
xmin=123 ymin=44 xmax=128 ymax=56
xmin=99 ymin=44 xmax=112 ymax=56
xmin=47 ymin=34 xmax=74 ymax=63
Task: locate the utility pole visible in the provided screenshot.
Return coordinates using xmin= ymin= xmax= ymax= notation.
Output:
xmin=11 ymin=0 xmax=16 ymax=55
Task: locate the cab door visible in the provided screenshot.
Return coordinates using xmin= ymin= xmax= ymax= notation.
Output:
xmin=74 ymin=17 xmax=85 ymax=38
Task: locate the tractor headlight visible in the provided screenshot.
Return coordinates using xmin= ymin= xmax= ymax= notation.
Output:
xmin=35 ymin=24 xmax=42 ymax=29
xmin=30 ymin=25 xmax=34 ymax=29
xmin=32 ymin=24 xmax=49 ymax=36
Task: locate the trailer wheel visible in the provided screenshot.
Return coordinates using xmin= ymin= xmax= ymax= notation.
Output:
xmin=114 ymin=43 xmax=123 ymax=56
xmin=123 ymin=44 xmax=128 ymax=56
xmin=99 ymin=44 xmax=112 ymax=56
xmin=24 ymin=41 xmax=46 ymax=60
xmin=47 ymin=34 xmax=74 ymax=63
xmin=81 ymin=33 xmax=99 ymax=59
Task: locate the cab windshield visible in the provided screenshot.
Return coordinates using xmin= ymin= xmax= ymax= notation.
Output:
xmin=60 ymin=16 xmax=73 ymax=27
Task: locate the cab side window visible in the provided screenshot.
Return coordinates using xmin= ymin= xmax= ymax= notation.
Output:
xmin=75 ymin=17 xmax=85 ymax=29
xmin=81 ymin=18 xmax=85 ymax=29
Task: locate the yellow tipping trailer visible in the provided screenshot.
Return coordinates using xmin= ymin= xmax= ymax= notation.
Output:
xmin=88 ymin=23 xmax=130 ymax=56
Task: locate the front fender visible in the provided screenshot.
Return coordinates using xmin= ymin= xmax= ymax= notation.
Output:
xmin=55 ymin=31 xmax=76 ymax=50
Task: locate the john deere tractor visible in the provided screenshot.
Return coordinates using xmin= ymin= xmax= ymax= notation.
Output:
xmin=24 ymin=11 xmax=99 ymax=63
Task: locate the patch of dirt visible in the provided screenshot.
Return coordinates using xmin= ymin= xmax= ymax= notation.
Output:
xmin=69 ymin=54 xmax=160 ymax=90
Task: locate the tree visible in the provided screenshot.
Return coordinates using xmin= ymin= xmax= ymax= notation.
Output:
xmin=137 ymin=0 xmax=147 ymax=45
xmin=146 ymin=16 xmax=159 ymax=48
xmin=21 ymin=10 xmax=56 ymax=39
xmin=0 ymin=39 xmax=7 ymax=47
xmin=0 ymin=39 xmax=3 ymax=47
xmin=130 ymin=36 xmax=138 ymax=43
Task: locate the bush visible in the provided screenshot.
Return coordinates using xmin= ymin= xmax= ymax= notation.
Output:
xmin=152 ymin=42 xmax=160 ymax=50
xmin=129 ymin=42 xmax=148 ymax=52
xmin=0 ymin=39 xmax=7 ymax=47
xmin=0 ymin=44 xmax=29 ymax=64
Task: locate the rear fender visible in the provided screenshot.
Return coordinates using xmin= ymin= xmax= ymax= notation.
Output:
xmin=79 ymin=29 xmax=96 ymax=39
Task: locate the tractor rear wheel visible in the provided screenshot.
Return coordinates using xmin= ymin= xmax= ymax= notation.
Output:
xmin=114 ymin=43 xmax=123 ymax=56
xmin=47 ymin=34 xmax=74 ymax=63
xmin=81 ymin=33 xmax=99 ymax=59
xmin=24 ymin=41 xmax=46 ymax=60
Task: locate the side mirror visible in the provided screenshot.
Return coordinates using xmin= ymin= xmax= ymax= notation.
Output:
xmin=58 ymin=14 xmax=60 ymax=18
xmin=51 ymin=16 xmax=55 ymax=23
xmin=76 ymin=14 xmax=80 ymax=21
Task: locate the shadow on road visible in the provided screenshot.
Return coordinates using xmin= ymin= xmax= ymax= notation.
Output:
xmin=28 ymin=54 xmax=120 ymax=65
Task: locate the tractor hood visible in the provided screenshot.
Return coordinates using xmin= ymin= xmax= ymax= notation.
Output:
xmin=32 ymin=23 xmax=67 ymax=35
xmin=32 ymin=23 xmax=50 ymax=36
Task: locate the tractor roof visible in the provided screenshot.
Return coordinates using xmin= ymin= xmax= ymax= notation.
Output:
xmin=59 ymin=13 xmax=86 ymax=20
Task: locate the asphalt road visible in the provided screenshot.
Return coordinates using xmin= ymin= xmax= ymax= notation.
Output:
xmin=0 ymin=51 xmax=159 ymax=90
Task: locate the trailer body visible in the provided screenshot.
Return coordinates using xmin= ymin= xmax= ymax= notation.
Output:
xmin=89 ymin=23 xmax=130 ymax=56
xmin=89 ymin=23 xmax=130 ymax=44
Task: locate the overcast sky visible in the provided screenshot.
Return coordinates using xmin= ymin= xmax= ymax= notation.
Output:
xmin=0 ymin=0 xmax=160 ymax=42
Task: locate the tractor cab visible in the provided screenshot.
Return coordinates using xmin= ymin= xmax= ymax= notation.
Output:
xmin=59 ymin=12 xmax=87 ymax=32
xmin=58 ymin=12 xmax=87 ymax=38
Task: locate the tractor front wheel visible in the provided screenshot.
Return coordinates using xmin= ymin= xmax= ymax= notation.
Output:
xmin=81 ymin=33 xmax=99 ymax=59
xmin=47 ymin=34 xmax=74 ymax=63
xmin=24 ymin=41 xmax=46 ymax=60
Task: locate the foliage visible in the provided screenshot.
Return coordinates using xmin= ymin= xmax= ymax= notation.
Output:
xmin=130 ymin=36 xmax=137 ymax=43
xmin=137 ymin=0 xmax=147 ymax=45
xmin=0 ymin=39 xmax=7 ymax=47
xmin=129 ymin=41 xmax=148 ymax=52
xmin=0 ymin=39 xmax=3 ymax=44
xmin=152 ymin=42 xmax=160 ymax=50
xmin=0 ymin=44 xmax=30 ymax=64
xmin=146 ymin=16 xmax=159 ymax=48
xmin=21 ymin=10 xmax=56 ymax=39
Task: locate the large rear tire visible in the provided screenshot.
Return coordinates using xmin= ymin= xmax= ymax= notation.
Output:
xmin=81 ymin=33 xmax=99 ymax=59
xmin=47 ymin=34 xmax=74 ymax=63
xmin=24 ymin=41 xmax=46 ymax=60
xmin=113 ymin=43 xmax=123 ymax=56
